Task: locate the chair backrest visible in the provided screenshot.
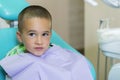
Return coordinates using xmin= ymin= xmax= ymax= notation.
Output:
xmin=0 ymin=28 xmax=19 ymax=60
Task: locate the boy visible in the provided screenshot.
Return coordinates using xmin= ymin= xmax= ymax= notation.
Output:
xmin=0 ymin=5 xmax=93 ymax=80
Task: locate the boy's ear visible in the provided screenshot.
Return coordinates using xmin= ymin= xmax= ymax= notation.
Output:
xmin=16 ymin=31 xmax=23 ymax=43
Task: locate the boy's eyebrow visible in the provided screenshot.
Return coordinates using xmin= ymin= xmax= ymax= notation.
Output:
xmin=27 ymin=30 xmax=36 ymax=33
xmin=42 ymin=31 xmax=51 ymax=34
xmin=43 ymin=31 xmax=51 ymax=33
xmin=27 ymin=30 xmax=51 ymax=33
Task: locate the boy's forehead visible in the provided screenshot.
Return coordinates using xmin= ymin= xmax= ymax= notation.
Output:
xmin=22 ymin=18 xmax=51 ymax=29
xmin=23 ymin=17 xmax=50 ymax=23
xmin=20 ymin=17 xmax=52 ymax=32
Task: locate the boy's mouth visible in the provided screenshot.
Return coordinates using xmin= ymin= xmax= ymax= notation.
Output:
xmin=34 ymin=47 xmax=44 ymax=51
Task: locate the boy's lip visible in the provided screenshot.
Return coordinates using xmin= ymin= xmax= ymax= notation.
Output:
xmin=34 ymin=47 xmax=44 ymax=50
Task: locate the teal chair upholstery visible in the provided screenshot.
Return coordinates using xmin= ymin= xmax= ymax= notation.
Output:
xmin=0 ymin=0 xmax=29 ymax=20
xmin=0 ymin=28 xmax=96 ymax=80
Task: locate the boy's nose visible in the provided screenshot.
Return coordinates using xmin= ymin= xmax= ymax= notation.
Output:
xmin=35 ymin=36 xmax=43 ymax=45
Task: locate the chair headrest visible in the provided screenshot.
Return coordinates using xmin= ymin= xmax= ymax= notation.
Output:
xmin=0 ymin=0 xmax=29 ymax=20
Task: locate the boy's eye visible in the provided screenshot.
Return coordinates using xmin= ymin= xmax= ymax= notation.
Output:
xmin=28 ymin=33 xmax=36 ymax=37
xmin=42 ymin=33 xmax=49 ymax=36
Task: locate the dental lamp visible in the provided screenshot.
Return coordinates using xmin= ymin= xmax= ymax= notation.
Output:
xmin=85 ymin=0 xmax=120 ymax=8
xmin=103 ymin=0 xmax=120 ymax=8
xmin=84 ymin=0 xmax=98 ymax=6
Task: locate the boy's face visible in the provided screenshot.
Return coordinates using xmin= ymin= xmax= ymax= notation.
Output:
xmin=17 ymin=17 xmax=51 ymax=56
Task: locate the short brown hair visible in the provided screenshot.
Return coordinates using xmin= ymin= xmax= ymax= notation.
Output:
xmin=18 ymin=5 xmax=52 ymax=32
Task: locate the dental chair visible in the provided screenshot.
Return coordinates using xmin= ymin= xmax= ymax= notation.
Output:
xmin=0 ymin=0 xmax=96 ymax=80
